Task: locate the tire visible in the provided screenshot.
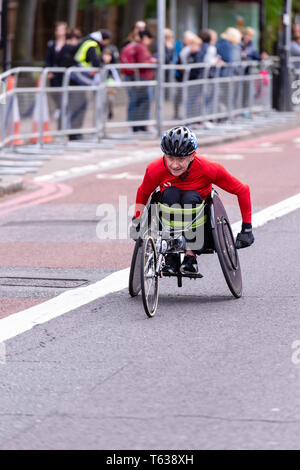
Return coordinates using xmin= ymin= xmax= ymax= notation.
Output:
xmin=141 ymin=236 xmax=159 ymax=317
xmin=129 ymin=238 xmax=143 ymax=297
xmin=211 ymin=192 xmax=242 ymax=298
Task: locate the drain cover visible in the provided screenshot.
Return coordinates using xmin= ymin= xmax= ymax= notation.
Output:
xmin=0 ymin=277 xmax=89 ymax=288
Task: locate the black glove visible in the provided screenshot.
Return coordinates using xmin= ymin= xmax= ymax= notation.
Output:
xmin=235 ymin=222 xmax=254 ymax=249
xmin=129 ymin=217 xmax=141 ymax=240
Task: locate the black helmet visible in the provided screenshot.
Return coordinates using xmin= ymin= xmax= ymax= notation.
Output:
xmin=161 ymin=126 xmax=197 ymax=157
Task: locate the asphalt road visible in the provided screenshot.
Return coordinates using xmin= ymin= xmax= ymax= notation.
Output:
xmin=0 ymin=128 xmax=299 ymax=450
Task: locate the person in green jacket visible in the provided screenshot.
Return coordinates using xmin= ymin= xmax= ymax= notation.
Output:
xmin=69 ymin=31 xmax=104 ymax=140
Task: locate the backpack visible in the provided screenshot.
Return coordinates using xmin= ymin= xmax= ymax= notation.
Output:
xmin=120 ymin=42 xmax=137 ymax=76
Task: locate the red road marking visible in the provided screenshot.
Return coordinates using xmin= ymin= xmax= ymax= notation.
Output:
xmin=0 ymin=181 xmax=73 ymax=217
xmin=0 ymin=180 xmax=59 ymax=209
xmin=0 ymin=242 xmax=132 ymax=268
xmin=0 ymin=298 xmax=47 ymax=319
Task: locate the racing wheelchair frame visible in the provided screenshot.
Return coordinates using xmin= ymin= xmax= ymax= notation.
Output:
xmin=129 ymin=188 xmax=242 ymax=317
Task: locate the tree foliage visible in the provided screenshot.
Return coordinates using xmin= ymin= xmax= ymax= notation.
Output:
xmin=78 ymin=0 xmax=126 ymax=8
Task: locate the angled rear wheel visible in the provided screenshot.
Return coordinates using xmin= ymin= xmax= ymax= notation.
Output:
xmin=211 ymin=191 xmax=242 ymax=298
xmin=129 ymin=238 xmax=143 ymax=297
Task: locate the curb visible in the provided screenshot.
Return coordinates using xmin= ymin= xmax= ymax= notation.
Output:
xmin=0 ymin=176 xmax=24 ymax=196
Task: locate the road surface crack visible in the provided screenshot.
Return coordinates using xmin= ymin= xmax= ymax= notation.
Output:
xmin=89 ymin=362 xmax=131 ymax=392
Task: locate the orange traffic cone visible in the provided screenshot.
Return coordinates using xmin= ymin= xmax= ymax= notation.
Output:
xmin=30 ymin=77 xmax=53 ymax=144
xmin=6 ymin=75 xmax=24 ymax=146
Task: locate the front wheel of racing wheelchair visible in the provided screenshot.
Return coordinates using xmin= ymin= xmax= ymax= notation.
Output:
xmin=129 ymin=188 xmax=242 ymax=317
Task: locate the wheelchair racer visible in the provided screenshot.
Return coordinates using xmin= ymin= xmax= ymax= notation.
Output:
xmin=131 ymin=126 xmax=254 ymax=274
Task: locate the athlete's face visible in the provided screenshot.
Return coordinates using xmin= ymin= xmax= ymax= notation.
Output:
xmin=165 ymin=153 xmax=195 ymax=176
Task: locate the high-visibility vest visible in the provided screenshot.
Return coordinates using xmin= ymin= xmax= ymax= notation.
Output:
xmin=74 ymin=39 xmax=101 ymax=67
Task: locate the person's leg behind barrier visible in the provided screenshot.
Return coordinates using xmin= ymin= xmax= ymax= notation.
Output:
xmin=125 ymin=75 xmax=136 ymax=124
xmin=69 ymin=89 xmax=87 ymax=139
xmin=134 ymin=84 xmax=148 ymax=131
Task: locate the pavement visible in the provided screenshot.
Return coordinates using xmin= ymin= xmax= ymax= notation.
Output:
xmin=0 ymin=110 xmax=300 ymax=196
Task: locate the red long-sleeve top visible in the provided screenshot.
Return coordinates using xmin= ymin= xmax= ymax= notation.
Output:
xmin=134 ymin=154 xmax=252 ymax=223
xmin=134 ymin=43 xmax=155 ymax=80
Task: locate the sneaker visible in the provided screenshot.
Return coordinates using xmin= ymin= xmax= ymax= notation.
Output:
xmin=180 ymin=254 xmax=198 ymax=274
xmin=162 ymin=254 xmax=178 ymax=275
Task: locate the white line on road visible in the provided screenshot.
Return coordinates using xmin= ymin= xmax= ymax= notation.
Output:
xmin=202 ymin=154 xmax=244 ymax=160
xmin=34 ymin=152 xmax=159 ymax=183
xmin=96 ymin=172 xmax=144 ymax=180
xmin=0 ymin=193 xmax=299 ymax=343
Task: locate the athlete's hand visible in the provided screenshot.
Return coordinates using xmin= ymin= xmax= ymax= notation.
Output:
xmin=129 ymin=217 xmax=141 ymax=240
xmin=235 ymin=222 xmax=254 ymax=249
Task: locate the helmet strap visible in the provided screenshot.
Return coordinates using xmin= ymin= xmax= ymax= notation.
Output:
xmin=180 ymin=159 xmax=194 ymax=181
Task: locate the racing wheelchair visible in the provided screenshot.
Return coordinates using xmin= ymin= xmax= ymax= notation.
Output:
xmin=129 ymin=188 xmax=242 ymax=317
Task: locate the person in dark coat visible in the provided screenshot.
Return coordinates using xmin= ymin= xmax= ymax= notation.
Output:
xmin=45 ymin=22 xmax=67 ymax=87
xmin=241 ymin=27 xmax=261 ymax=61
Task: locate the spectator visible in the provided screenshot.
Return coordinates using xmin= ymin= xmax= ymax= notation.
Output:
xmin=199 ymin=29 xmax=222 ymax=116
xmin=291 ymin=30 xmax=300 ymax=74
xmin=120 ymin=31 xmax=142 ymax=125
xmin=186 ymin=35 xmax=203 ymax=118
xmin=132 ymin=30 xmax=156 ymax=132
xmin=100 ymin=29 xmax=120 ymax=63
xmin=164 ymin=28 xmax=175 ymax=65
xmin=216 ymin=27 xmax=242 ymax=114
xmin=69 ymin=31 xmax=104 ymax=140
xmin=46 ymin=21 xmax=67 ymax=86
xmin=45 ymin=21 xmax=67 ymax=127
xmin=163 ymin=28 xmax=175 ymax=76
xmin=200 ymin=29 xmax=221 ymax=66
xmin=173 ymin=31 xmax=199 ymax=119
xmin=174 ymin=30 xmax=196 ymax=62
xmin=123 ymin=20 xmax=146 ymax=47
xmin=292 ymin=23 xmax=300 ymax=41
xmin=241 ymin=27 xmax=261 ymax=61
xmin=186 ymin=35 xmax=203 ymax=79
xmin=158 ymin=28 xmax=175 ymax=100
xmin=56 ymin=28 xmax=82 ymax=68
xmin=291 ymin=31 xmax=300 ymax=56
xmin=73 ymin=30 xmax=103 ymax=81
xmin=101 ymin=46 xmax=121 ymax=120
xmin=177 ymin=31 xmax=200 ymax=68
xmin=216 ymin=27 xmax=242 ymax=66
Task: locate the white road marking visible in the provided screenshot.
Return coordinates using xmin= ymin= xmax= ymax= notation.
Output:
xmin=0 ymin=193 xmax=299 ymax=342
xmin=34 ymin=151 xmax=158 ymax=183
xmin=96 ymin=172 xmax=144 ymax=180
xmin=233 ymin=147 xmax=283 ymax=153
xmin=259 ymin=142 xmax=272 ymax=147
xmin=202 ymin=154 xmax=244 ymax=160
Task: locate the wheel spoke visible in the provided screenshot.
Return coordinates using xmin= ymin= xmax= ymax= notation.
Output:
xmin=146 ymin=276 xmax=155 ymax=299
xmin=141 ymin=237 xmax=158 ymax=316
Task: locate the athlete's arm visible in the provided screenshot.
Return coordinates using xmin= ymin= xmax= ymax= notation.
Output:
xmin=134 ymin=167 xmax=159 ymax=218
xmin=208 ymin=161 xmax=252 ymax=223
xmin=201 ymin=157 xmax=254 ymax=248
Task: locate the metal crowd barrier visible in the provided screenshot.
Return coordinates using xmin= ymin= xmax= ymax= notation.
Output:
xmin=0 ymin=60 xmax=274 ymax=155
